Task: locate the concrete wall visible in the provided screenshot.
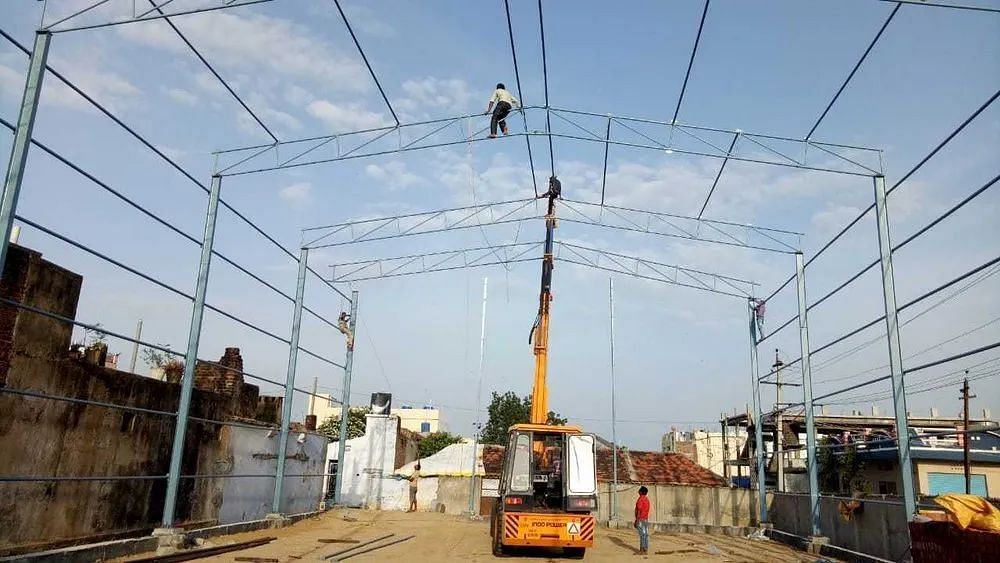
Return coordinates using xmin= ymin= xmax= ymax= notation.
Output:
xmin=215 ymin=426 xmax=326 ymax=523
xmin=327 ymin=414 xmax=404 ymax=510
xmin=768 ymin=492 xmax=910 ymax=561
xmin=596 ymin=483 xmax=756 ymax=526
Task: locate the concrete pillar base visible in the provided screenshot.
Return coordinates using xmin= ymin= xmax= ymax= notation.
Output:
xmin=265 ymin=513 xmax=291 ymax=528
xmin=152 ymin=527 xmax=187 ymax=554
xmin=806 ymin=535 xmax=829 ymax=554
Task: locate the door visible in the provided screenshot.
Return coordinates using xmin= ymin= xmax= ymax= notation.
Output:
xmin=927 ymin=472 xmax=988 ymax=496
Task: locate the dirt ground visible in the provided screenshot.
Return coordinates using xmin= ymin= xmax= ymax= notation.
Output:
xmin=120 ymin=510 xmax=832 ymax=563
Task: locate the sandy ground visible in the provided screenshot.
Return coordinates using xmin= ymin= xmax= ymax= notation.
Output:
xmin=121 ymin=510 xmax=831 ymax=562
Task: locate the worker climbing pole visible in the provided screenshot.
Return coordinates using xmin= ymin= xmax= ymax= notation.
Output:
xmin=529 ymin=176 xmax=561 ymax=424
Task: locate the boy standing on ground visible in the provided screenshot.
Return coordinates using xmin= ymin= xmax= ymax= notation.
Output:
xmin=634 ymin=486 xmax=650 ymax=555
xmin=486 ymin=83 xmax=519 ymax=138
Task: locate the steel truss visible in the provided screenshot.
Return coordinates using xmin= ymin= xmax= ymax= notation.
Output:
xmin=325 ymin=240 xmax=758 ymax=299
xmin=40 ymin=0 xmax=273 ymax=33
xmin=302 ymin=197 xmax=802 ymax=255
xmin=214 ymin=106 xmax=883 ymax=179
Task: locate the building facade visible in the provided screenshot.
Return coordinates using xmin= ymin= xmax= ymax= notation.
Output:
xmin=315 ymin=396 xmax=443 ymax=434
xmin=662 ymin=428 xmax=747 ymax=478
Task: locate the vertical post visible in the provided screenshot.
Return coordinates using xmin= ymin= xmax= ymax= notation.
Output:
xmin=721 ymin=414 xmax=729 ymax=482
xmin=873 ymin=174 xmax=916 ymax=519
xmin=469 ymin=277 xmax=488 ymax=515
xmin=774 ymin=351 xmax=785 ymax=493
xmin=129 ymin=319 xmax=143 ymax=373
xmin=961 ymin=376 xmax=972 ymax=494
xmin=0 ymin=32 xmax=51 ymax=275
xmin=310 ymin=376 xmax=318 ymax=416
xmin=271 ymin=247 xmax=309 ymax=514
xmin=609 ymin=277 xmax=618 ymax=521
xmin=748 ymin=300 xmax=767 ymax=525
xmin=333 ymin=290 xmax=360 ymax=505
xmin=795 ymin=252 xmax=820 ymax=537
xmin=161 ymin=175 xmax=222 ymax=528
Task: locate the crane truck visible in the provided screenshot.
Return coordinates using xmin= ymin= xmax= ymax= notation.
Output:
xmin=489 ymin=180 xmax=598 ymax=558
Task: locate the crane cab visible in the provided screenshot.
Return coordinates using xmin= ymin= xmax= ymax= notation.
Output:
xmin=490 ymin=424 xmax=597 ymax=558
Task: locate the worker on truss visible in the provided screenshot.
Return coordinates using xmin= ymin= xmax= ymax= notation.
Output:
xmin=539 ymin=175 xmax=561 ymax=200
xmin=486 ymin=82 xmax=519 ymax=138
xmin=338 ymin=312 xmax=354 ymax=351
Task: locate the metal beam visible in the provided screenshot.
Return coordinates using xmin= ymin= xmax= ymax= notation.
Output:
xmin=303 ymin=198 xmax=540 ymax=249
xmin=214 ymin=107 xmax=882 ymax=177
xmin=555 ymin=242 xmax=758 ymax=299
xmin=748 ymin=301 xmax=767 ymax=524
xmin=328 ymin=242 xmax=542 ymax=283
xmin=161 ymin=175 xmax=222 ymax=528
xmin=43 ymin=0 xmax=274 ymax=33
xmin=271 ymin=247 xmax=309 ymax=514
xmin=0 ymin=32 xmax=50 ymax=277
xmin=873 ymin=174 xmax=917 ymax=520
xmin=559 ymin=198 xmax=802 ymax=254
xmin=333 ymin=291 xmax=359 ymax=505
xmin=795 ymin=253 xmax=820 ymax=538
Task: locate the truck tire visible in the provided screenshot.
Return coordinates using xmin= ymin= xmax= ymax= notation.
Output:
xmin=564 ymin=547 xmax=586 ymax=559
xmin=492 ymin=522 xmax=506 ymax=557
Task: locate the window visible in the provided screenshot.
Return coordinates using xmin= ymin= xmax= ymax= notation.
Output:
xmin=927 ymin=473 xmax=988 ymax=496
xmin=509 ymin=433 xmax=532 ymax=492
xmin=567 ymin=434 xmax=596 ymax=495
xmin=878 ymin=480 xmax=897 ymax=495
xmin=420 ymin=422 xmax=431 ymax=433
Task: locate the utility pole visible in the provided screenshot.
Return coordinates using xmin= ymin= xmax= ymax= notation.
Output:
xmin=609 ymin=278 xmax=618 ymax=521
xmin=128 ymin=319 xmax=143 ymax=373
xmin=961 ymin=374 xmax=975 ymax=494
xmin=773 ymin=350 xmax=785 ymax=493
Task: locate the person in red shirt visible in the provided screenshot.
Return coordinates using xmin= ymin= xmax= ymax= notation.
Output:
xmin=634 ymin=486 xmax=650 ymax=554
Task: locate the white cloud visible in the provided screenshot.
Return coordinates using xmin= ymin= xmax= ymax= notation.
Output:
xmin=306 ymin=99 xmax=389 ymax=132
xmin=165 ymin=87 xmax=198 ymax=106
xmin=398 ymin=77 xmax=473 ymax=119
xmin=117 ymin=12 xmax=370 ymax=94
xmin=365 ymin=161 xmax=423 ymax=190
xmin=1 ymin=51 xmax=140 ymax=114
xmin=279 ymin=182 xmax=312 ymax=205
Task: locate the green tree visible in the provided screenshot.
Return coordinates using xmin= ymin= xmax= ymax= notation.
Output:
xmin=417 ymin=431 xmax=463 ymax=459
xmin=817 ymin=438 xmax=866 ymax=493
xmin=480 ymin=391 xmax=568 ymax=445
xmin=318 ymin=406 xmax=371 ymax=441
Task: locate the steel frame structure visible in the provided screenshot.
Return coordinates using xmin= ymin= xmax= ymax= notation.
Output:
xmin=1 ymin=0 xmax=995 ymax=556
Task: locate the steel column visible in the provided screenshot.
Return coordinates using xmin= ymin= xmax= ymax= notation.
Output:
xmin=161 ymin=175 xmax=222 ymax=527
xmin=271 ymin=247 xmax=309 ymax=513
xmin=609 ymin=277 xmax=618 ymax=521
xmin=748 ymin=300 xmax=767 ymax=524
xmin=795 ymin=252 xmax=820 ymax=537
xmin=0 ymin=32 xmax=50 ymax=274
xmin=873 ymin=174 xmax=916 ymax=519
xmin=333 ymin=290 xmax=359 ymax=505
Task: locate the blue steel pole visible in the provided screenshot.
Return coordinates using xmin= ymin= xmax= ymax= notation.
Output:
xmin=161 ymin=175 xmax=222 ymax=528
xmin=748 ymin=300 xmax=767 ymax=524
xmin=0 ymin=31 xmax=50 ymax=274
xmin=271 ymin=247 xmax=309 ymax=514
xmin=333 ymin=290 xmax=359 ymax=505
xmin=795 ymin=252 xmax=821 ymax=537
xmin=873 ymin=174 xmax=917 ymax=519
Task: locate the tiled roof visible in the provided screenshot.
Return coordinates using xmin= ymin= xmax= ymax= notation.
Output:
xmin=484 ymin=445 xmax=726 ymax=487
xmin=626 ymin=451 xmax=727 ymax=487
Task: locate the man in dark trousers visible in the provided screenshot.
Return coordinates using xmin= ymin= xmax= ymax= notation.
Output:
xmin=539 ymin=176 xmax=561 ymax=200
xmin=486 ymin=83 xmax=519 ymax=138
xmin=634 ymin=486 xmax=650 ymax=555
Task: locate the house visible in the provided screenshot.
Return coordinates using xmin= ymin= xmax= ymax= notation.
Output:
xmin=851 ymin=429 xmax=1000 ymax=497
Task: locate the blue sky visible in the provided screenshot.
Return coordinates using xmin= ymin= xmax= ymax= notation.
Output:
xmin=1 ymin=0 xmax=998 ymax=451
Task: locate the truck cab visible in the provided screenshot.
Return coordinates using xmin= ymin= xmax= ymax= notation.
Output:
xmin=490 ymin=424 xmax=597 ymax=558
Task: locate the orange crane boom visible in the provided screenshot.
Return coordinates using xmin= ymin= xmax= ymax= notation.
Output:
xmin=529 ymin=185 xmax=558 ymax=424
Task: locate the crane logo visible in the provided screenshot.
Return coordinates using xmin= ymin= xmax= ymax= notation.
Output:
xmin=566 ymin=522 xmax=581 ymax=535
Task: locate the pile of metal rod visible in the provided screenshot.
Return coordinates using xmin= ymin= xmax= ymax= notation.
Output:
xmin=320 ymin=533 xmax=415 ymax=561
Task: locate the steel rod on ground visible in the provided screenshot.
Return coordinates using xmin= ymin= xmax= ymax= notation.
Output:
xmin=321 ymin=534 xmax=394 ymax=560
xmin=337 ymin=535 xmax=415 ymax=561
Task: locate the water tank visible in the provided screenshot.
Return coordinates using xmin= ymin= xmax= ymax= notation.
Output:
xmin=370 ymin=392 xmax=392 ymax=415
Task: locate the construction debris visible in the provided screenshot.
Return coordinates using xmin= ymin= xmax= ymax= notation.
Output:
xmin=338 ymin=535 xmax=415 ymax=561
xmin=320 ymin=534 xmax=394 ymax=560
xmin=233 ymin=558 xmax=279 ymax=563
xmin=126 ymin=537 xmax=276 ymax=562
xmin=317 ymin=538 xmax=361 ymax=544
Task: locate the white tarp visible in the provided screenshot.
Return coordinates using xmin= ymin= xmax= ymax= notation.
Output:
xmin=396 ymin=443 xmax=486 ymax=476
